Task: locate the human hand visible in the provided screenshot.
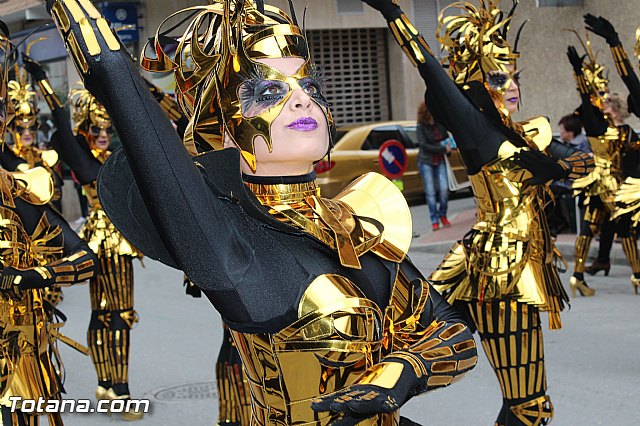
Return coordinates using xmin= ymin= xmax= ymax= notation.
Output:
xmin=311 ymin=385 xmax=401 ymax=426
xmin=513 ymin=149 xmax=569 ymax=185
xmin=567 ymin=46 xmax=585 ymax=74
xmin=584 ymin=14 xmax=620 ymax=45
xmin=1 ymin=266 xmax=54 ymax=291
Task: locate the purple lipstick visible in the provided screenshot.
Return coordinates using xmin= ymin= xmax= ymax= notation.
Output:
xmin=287 ymin=117 xmax=318 ymax=132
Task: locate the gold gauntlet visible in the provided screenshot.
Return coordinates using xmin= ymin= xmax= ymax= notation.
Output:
xmin=37 ymin=79 xmax=63 ymax=110
xmin=49 ymin=0 xmax=121 ymax=76
xmin=558 ymin=150 xmax=595 ymax=180
xmin=389 ymin=13 xmax=433 ymax=67
xmin=50 ymin=249 xmax=97 ymax=285
xmin=611 ymin=45 xmax=630 ymax=77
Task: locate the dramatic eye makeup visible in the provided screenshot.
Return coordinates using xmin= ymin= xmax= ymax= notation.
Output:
xmin=486 ymin=70 xmax=520 ymax=90
xmin=89 ymin=124 xmax=114 ymax=136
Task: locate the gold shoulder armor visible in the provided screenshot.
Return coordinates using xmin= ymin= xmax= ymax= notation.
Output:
xmin=334 ymin=173 xmax=412 ymax=263
xmin=520 ymin=116 xmax=553 ymax=151
xmin=12 ymin=167 xmax=55 ymax=205
xmin=41 ymin=150 xmax=60 ymax=168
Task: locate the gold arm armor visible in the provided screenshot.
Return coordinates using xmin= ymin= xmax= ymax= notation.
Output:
xmin=49 ymin=0 xmax=121 ymax=77
xmin=37 ymin=78 xmax=63 ymax=110
xmin=388 ymin=13 xmax=432 ymax=67
xmin=611 ymin=44 xmax=630 ymax=77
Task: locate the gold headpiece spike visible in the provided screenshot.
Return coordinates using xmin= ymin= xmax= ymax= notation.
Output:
xmin=25 ymin=36 xmax=48 ymax=57
xmin=634 ymin=27 xmax=640 ymax=60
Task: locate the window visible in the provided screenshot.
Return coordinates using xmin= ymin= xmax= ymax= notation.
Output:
xmin=403 ymin=126 xmax=418 ymax=148
xmin=308 ymin=28 xmax=390 ymax=126
xmin=362 ymin=127 xmax=404 ymax=150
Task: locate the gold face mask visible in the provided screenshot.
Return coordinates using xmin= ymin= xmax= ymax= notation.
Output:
xmin=7 ymin=80 xmax=38 ymax=148
xmin=141 ymin=1 xmax=333 ymax=172
xmin=69 ymin=86 xmax=113 ymax=151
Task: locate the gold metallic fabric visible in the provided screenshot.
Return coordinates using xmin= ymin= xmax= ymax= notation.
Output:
xmin=80 ymin=182 xmax=140 ymax=259
xmin=216 ymin=357 xmax=251 ymax=424
xmin=0 ymin=171 xmax=68 ymax=416
xmin=141 ymin=1 xmax=333 ymax=171
xmin=613 ymin=177 xmax=640 ymax=226
xmin=437 ymin=1 xmax=520 ymax=91
xmin=430 ymin=154 xmax=567 ymax=329
xmin=248 ymin=173 xmax=412 ymax=268
xmin=573 ymin=235 xmax=592 ymax=274
xmin=510 ymin=396 xmax=554 ymax=426
xmin=620 ymin=237 xmax=640 ymax=275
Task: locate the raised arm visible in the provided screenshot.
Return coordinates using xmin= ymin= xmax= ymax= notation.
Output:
xmin=360 ymin=0 xmax=507 ymax=171
xmin=23 ymin=55 xmax=101 ymax=183
xmin=585 ymin=14 xmax=640 ymax=117
xmin=567 ymin=46 xmax=608 ymax=137
xmin=42 ymin=0 xmax=294 ymax=312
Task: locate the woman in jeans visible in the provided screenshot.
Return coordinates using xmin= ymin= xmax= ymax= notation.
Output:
xmin=417 ymin=102 xmax=451 ymax=231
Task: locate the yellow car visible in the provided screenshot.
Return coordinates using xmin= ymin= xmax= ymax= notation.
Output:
xmin=315 ymin=121 xmax=469 ymax=199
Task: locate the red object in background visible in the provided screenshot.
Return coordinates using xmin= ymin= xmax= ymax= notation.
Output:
xmin=314 ymin=160 xmax=336 ymax=174
xmin=378 ymin=140 xmax=408 ymax=179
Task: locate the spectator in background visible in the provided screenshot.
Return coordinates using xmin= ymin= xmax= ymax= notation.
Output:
xmin=559 ymin=113 xmax=591 ymax=153
xmin=417 ymin=101 xmax=451 ymax=231
xmin=545 ymin=114 xmax=593 ymax=235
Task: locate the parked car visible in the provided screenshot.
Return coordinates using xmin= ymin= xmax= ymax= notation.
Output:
xmin=315 ymin=121 xmax=469 ymax=199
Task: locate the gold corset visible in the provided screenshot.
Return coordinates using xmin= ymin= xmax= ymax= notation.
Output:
xmin=431 ymin=154 xmax=566 ymax=329
xmin=572 ymin=125 xmax=622 ymax=204
xmin=230 ymin=274 xmax=398 ymax=426
xmin=231 ymin=173 xmax=416 ymax=425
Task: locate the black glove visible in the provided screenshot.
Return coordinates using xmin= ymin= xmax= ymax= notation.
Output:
xmin=22 ymin=54 xmax=47 ymax=81
xmin=513 ymin=149 xmax=569 ymax=185
xmin=360 ymin=0 xmax=401 ymax=19
xmin=0 ymin=266 xmax=54 ymax=296
xmin=567 ymin=46 xmax=585 ymax=74
xmin=311 ymin=360 xmax=413 ymax=426
xmin=584 ymin=14 xmax=620 ymax=46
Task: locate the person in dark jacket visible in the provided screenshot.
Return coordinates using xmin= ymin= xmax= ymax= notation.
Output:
xmin=416 ymin=101 xmax=451 ymax=231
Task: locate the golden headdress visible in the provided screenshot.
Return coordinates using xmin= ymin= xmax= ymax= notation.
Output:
xmin=437 ymin=0 xmax=522 ymax=92
xmin=141 ymin=0 xmax=333 ymax=172
xmin=569 ymin=30 xmax=609 ymax=110
xmin=634 ymin=27 xmax=640 ymax=62
xmin=68 ymin=85 xmax=111 ymax=139
xmin=7 ymin=79 xmax=38 ymax=132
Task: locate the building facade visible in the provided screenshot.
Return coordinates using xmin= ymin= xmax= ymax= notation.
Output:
xmin=2 ymin=0 xmax=639 ymax=130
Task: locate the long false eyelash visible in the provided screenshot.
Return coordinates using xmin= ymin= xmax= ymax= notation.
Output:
xmin=310 ymin=63 xmax=329 ymax=90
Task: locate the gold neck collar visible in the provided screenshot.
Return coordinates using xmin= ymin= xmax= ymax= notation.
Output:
xmin=245 ymin=180 xmax=320 ymax=207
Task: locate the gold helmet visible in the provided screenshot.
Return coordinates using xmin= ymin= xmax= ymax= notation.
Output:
xmin=437 ymin=0 xmax=523 ymax=95
xmin=68 ymin=86 xmax=112 ymax=148
xmin=7 ymin=77 xmax=38 ymax=148
xmin=141 ymin=0 xmax=333 ymax=172
xmin=569 ymin=30 xmax=610 ymax=110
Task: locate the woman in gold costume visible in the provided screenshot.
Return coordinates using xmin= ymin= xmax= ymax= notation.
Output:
xmin=363 ymin=0 xmax=594 ymax=424
xmin=20 ymin=57 xmax=143 ymax=419
xmin=0 ymin=23 xmax=99 ymax=426
xmin=4 ymin=68 xmax=63 ymax=212
xmin=580 ymin=14 xmax=640 ymax=294
xmin=44 ymin=0 xmax=481 ymax=424
xmin=566 ymin=28 xmax=640 ymax=296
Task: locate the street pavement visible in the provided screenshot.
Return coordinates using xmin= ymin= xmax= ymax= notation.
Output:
xmin=52 ymin=197 xmax=638 ymax=425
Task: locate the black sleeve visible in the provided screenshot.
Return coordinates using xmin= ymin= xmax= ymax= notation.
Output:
xmin=571 ymin=69 xmax=609 ymax=137
xmin=43 ymin=0 xmax=293 ymax=304
xmin=369 ymin=4 xmax=508 ymax=173
xmin=49 ymin=132 xmax=101 ymax=185
xmin=0 ymin=148 xmax=27 ymax=171
xmin=610 ymin=44 xmax=640 ymax=117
